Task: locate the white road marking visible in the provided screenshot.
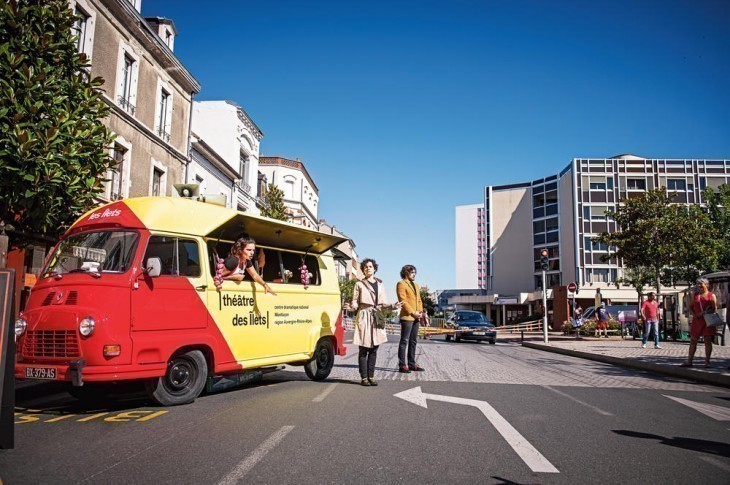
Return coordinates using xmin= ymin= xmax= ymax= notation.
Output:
xmin=216 ymin=425 xmax=295 ymax=485
xmin=663 ymin=395 xmax=730 ymax=421
xmin=394 ymin=387 xmax=558 ymax=473
xmin=542 ymin=385 xmax=613 ymax=416
xmin=312 ymin=383 xmax=338 ymax=402
xmin=698 ymin=455 xmax=730 ymax=472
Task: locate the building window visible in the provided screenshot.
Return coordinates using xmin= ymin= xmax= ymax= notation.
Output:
xmin=666 ymin=178 xmax=686 ymax=191
xmin=73 ymin=7 xmax=89 ymax=54
xmin=152 ymin=168 xmax=163 ymax=196
xmin=109 ymin=143 xmax=127 ymax=201
xmin=156 ymin=87 xmax=171 ymax=142
xmin=626 ymin=178 xmax=646 ymax=190
xmin=118 ymin=53 xmax=136 ymax=115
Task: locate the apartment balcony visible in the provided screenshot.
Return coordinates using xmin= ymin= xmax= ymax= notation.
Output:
xmin=156 ymin=126 xmax=170 ymax=142
xmin=117 ymin=95 xmax=135 ymax=115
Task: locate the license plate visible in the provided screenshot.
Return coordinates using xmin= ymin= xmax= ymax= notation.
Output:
xmin=473 ymin=331 xmax=486 ymax=336
xmin=25 ymin=366 xmax=57 ymax=379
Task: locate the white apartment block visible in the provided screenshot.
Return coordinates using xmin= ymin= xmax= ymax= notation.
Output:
xmin=192 ymin=101 xmax=264 ymax=214
xmin=259 ymin=157 xmax=319 ymax=229
xmin=188 ymin=132 xmax=238 ymax=208
xmin=454 ymin=155 xmax=730 ymax=326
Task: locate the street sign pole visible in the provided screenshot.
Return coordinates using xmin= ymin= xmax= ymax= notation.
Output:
xmin=542 ymin=269 xmax=548 ymax=343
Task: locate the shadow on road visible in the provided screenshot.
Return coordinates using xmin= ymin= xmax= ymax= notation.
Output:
xmin=613 ymin=430 xmax=730 ymax=457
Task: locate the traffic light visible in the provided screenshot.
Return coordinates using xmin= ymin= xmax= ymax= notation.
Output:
xmin=540 ymin=248 xmax=549 ymax=271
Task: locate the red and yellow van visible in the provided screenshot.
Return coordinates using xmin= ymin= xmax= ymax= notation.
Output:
xmin=14 ymin=196 xmax=348 ymax=405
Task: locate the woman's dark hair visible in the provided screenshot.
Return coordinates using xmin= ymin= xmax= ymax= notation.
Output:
xmin=400 ymin=264 xmax=416 ymax=279
xmin=230 ymin=237 xmax=256 ymax=257
xmin=360 ymin=258 xmax=378 ymax=273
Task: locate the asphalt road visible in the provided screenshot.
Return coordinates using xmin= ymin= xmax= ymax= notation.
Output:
xmin=1 ymin=337 xmax=729 ymax=484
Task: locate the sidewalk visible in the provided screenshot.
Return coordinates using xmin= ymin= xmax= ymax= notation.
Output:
xmin=519 ymin=333 xmax=730 ymax=388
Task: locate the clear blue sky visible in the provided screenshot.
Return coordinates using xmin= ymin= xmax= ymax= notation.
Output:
xmin=143 ymin=0 xmax=730 ymax=293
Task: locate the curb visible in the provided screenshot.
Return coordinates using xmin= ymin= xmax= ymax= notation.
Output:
xmin=522 ymin=342 xmax=730 ymax=389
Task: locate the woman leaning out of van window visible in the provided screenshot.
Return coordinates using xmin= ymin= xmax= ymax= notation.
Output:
xmin=221 ymin=237 xmax=277 ymax=295
xmin=347 ymin=258 xmax=401 ymax=387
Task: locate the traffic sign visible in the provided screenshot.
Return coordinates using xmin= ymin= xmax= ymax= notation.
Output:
xmin=567 ymin=282 xmax=577 ymax=293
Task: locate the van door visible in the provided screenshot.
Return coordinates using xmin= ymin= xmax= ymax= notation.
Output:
xmin=132 ymin=235 xmax=209 ymax=331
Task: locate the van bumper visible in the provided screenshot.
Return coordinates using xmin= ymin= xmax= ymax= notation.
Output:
xmin=15 ymin=361 xmax=167 ymax=385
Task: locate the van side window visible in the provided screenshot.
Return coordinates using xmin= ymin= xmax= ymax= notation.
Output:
xmin=144 ymin=236 xmax=201 ymax=277
xmin=279 ymin=251 xmax=320 ymax=286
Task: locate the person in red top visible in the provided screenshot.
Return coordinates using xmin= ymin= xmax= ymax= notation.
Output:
xmin=640 ymin=292 xmax=661 ymax=349
xmin=681 ymin=277 xmax=718 ymax=368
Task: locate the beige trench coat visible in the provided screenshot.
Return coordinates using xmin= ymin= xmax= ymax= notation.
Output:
xmin=351 ymin=278 xmax=391 ymax=348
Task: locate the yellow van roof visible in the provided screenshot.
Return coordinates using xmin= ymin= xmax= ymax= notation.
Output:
xmin=75 ymin=197 xmax=348 ymax=254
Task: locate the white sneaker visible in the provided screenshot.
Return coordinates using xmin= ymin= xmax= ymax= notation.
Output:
xmin=641 ymin=343 xmax=647 ymax=349
xmin=655 ymin=345 xmax=662 ymax=349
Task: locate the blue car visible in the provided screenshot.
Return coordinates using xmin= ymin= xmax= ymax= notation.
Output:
xmin=445 ymin=310 xmax=497 ymax=344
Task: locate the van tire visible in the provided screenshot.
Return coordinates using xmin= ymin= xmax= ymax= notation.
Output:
xmin=304 ymin=339 xmax=334 ymax=381
xmin=145 ymin=350 xmax=207 ymax=406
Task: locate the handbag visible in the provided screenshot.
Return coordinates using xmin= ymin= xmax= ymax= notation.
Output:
xmin=699 ymin=295 xmax=724 ymax=328
xmin=361 ymin=280 xmax=386 ymax=329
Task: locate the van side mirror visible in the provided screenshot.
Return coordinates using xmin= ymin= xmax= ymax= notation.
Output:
xmin=145 ymin=257 xmax=161 ymax=278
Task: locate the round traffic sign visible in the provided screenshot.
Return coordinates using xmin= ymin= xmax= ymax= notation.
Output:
xmin=567 ymin=282 xmax=577 ymax=293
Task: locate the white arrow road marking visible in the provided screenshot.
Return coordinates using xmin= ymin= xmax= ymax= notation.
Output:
xmin=217 ymin=425 xmax=295 ymax=485
xmin=663 ymin=395 xmax=730 ymax=421
xmin=394 ymin=387 xmax=559 ymax=474
xmin=312 ymin=383 xmax=338 ymax=402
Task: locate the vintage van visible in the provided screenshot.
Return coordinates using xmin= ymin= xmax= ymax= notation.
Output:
xmin=14 ymin=196 xmax=348 ymax=405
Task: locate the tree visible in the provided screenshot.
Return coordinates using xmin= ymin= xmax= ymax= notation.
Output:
xmin=260 ymin=183 xmax=288 ymax=221
xmin=339 ymin=278 xmax=356 ymax=306
xmin=420 ymin=287 xmax=435 ymax=316
xmin=0 ymin=0 xmax=115 ymax=248
xmin=595 ymin=189 xmax=715 ymax=299
xmin=703 ymin=184 xmax=730 ymax=270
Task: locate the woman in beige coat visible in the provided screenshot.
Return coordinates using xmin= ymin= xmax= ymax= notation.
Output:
xmin=347 ymin=258 xmax=401 ymax=386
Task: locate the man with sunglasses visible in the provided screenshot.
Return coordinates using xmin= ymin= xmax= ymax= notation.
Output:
xmin=396 ymin=265 xmax=425 ymax=373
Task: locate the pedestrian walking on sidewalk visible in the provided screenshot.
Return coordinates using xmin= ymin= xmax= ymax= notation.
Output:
xmin=681 ymin=277 xmax=717 ymax=368
xmin=396 ymin=265 xmax=425 ymax=373
xmin=641 ymin=292 xmax=661 ymax=349
xmin=347 ymin=259 xmax=401 ymax=386
xmin=595 ymin=302 xmax=609 ymax=338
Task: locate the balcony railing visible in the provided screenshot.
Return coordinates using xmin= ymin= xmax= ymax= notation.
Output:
xmin=156 ymin=127 xmax=170 ymax=142
xmin=117 ymin=95 xmax=135 ymax=115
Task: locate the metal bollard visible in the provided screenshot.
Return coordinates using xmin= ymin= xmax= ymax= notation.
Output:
xmin=521 ymin=330 xmax=524 ymax=342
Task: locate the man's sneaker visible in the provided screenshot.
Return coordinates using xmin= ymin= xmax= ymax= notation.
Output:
xmin=641 ymin=343 xmax=647 ymax=349
xmin=655 ymin=345 xmax=662 ymax=349
xmin=368 ymin=378 xmax=378 ymax=386
xmin=410 ymin=365 xmax=425 ymax=371
xmin=360 ymin=378 xmax=370 ymax=386
xmin=399 ymin=365 xmax=411 ymax=373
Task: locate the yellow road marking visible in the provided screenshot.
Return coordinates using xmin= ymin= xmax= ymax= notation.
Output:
xmin=44 ymin=414 xmax=77 ymax=423
xmin=14 ymin=413 xmax=39 ymax=424
xmin=77 ymin=412 xmax=110 ymax=422
xmin=105 ymin=410 xmax=158 ymax=422
xmin=135 ymin=410 xmax=168 ymax=422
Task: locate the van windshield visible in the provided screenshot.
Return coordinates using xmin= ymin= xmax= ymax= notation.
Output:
xmin=43 ymin=231 xmax=138 ymax=277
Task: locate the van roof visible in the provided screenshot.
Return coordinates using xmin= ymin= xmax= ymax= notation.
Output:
xmin=68 ymin=197 xmax=347 ymax=254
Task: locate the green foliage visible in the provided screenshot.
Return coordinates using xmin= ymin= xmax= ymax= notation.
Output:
xmin=594 ymin=189 xmax=717 ymax=292
xmin=419 ymin=287 xmax=435 ymax=316
xmin=703 ymin=184 xmax=730 ymax=270
xmin=260 ymin=183 xmax=288 ymax=221
xmin=0 ymin=0 xmax=115 ymax=247
xmin=339 ymin=278 xmax=357 ymax=305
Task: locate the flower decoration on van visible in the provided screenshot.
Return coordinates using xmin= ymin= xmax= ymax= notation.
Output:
xmin=214 ymin=257 xmax=225 ymax=290
xmin=299 ymin=263 xmax=310 ymax=289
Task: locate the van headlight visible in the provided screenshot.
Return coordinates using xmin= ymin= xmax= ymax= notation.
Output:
xmin=79 ymin=316 xmax=95 ymax=337
xmin=15 ymin=317 xmax=27 ymax=337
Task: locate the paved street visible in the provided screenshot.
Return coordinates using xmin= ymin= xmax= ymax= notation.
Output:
xmin=2 ymin=337 xmax=729 ymax=484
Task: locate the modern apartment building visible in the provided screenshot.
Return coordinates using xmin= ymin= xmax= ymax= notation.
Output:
xmin=192 ymin=100 xmax=265 ymax=214
xmin=454 ymin=155 xmax=730 ymax=325
xmin=259 ymin=156 xmax=320 ymax=229
xmin=72 ymin=0 xmax=200 ymax=201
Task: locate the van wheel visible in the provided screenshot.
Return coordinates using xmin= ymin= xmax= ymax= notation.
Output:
xmin=304 ymin=339 xmax=334 ymax=381
xmin=145 ymin=350 xmax=207 ymax=406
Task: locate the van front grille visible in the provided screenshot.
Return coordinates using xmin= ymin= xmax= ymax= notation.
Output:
xmin=65 ymin=291 xmax=78 ymax=305
xmin=22 ymin=330 xmax=80 ymax=359
xmin=41 ymin=292 xmax=56 ymax=306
